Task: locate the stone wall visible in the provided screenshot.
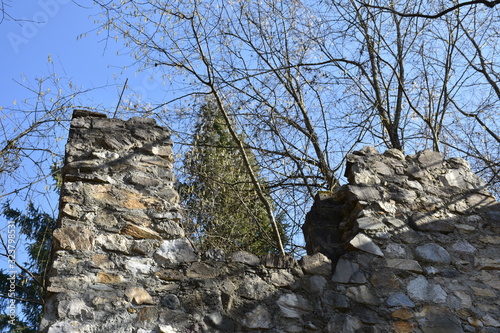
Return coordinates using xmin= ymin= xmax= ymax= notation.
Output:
xmin=40 ymin=111 xmax=500 ymax=332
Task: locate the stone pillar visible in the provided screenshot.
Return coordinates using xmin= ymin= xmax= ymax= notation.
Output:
xmin=40 ymin=110 xmax=191 ymax=332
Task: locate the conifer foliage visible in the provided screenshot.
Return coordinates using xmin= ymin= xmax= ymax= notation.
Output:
xmin=179 ymin=100 xmax=286 ymax=255
xmin=0 ymin=203 xmax=55 ymax=333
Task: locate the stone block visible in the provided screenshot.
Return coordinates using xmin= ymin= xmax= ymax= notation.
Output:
xmin=125 ymin=287 xmax=155 ymax=305
xmin=154 ymin=238 xmax=197 ymax=265
xmin=348 ymin=185 xmax=382 ymax=202
xmin=349 ymin=233 xmax=384 ymax=257
xmin=299 ymin=252 xmax=332 ymax=275
xmin=386 ymin=259 xmax=423 ymax=273
xmin=121 ymin=223 xmax=162 ymax=240
xmin=231 ymin=251 xmax=260 ymax=266
xmin=346 ymin=285 xmax=380 ymax=305
xmin=417 ymin=149 xmax=443 ymax=169
xmin=277 ymin=293 xmax=313 ymax=318
xmin=407 ymin=276 xmax=447 ymax=303
xmin=417 ymin=306 xmax=464 ymax=333
xmin=241 ymin=305 xmax=271 ymax=329
xmin=415 ymin=243 xmax=451 ymax=265
xmin=386 ymin=292 xmax=415 ymax=308
xmin=332 ymin=258 xmax=367 ymax=283
xmin=53 ymin=226 xmax=94 ymax=251
xmin=238 ymin=275 xmax=271 ymax=300
xmin=356 ymin=216 xmax=386 ymax=230
xmin=186 ymin=262 xmax=221 ymax=279
xmin=271 ymin=271 xmax=295 ymax=287
xmin=410 ymin=212 xmax=455 ymax=233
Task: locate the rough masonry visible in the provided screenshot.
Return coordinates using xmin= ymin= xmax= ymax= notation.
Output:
xmin=40 ymin=110 xmax=500 ymax=332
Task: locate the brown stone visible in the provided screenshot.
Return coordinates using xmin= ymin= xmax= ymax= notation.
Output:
xmin=391 ymin=308 xmax=413 ymax=320
xmin=471 ymin=287 xmax=496 ymax=297
xmin=155 ymin=269 xmax=185 ymax=281
xmin=137 ymin=307 xmax=158 ymax=322
xmin=96 ymin=272 xmax=122 ymax=284
xmin=53 ymin=226 xmax=94 ymax=251
xmin=370 ymin=270 xmax=400 ymax=291
xmin=186 ymin=262 xmax=220 ymax=279
xmin=121 ymin=223 xmax=162 ymax=240
xmin=475 ymin=258 xmax=500 ymax=271
xmin=393 ymin=321 xmax=414 ymax=333
xmin=125 ymin=287 xmax=155 ymax=305
xmin=386 ymin=259 xmax=423 ymax=273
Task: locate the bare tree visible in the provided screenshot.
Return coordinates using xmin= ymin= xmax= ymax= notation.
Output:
xmin=90 ymin=0 xmax=500 ymax=253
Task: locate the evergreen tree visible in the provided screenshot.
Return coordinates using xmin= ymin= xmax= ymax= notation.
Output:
xmin=0 ymin=164 xmax=59 ymax=332
xmin=0 ymin=202 xmax=55 ymax=333
xmin=180 ymin=100 xmax=287 ymax=255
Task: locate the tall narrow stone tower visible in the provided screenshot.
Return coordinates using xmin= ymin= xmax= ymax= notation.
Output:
xmin=40 ymin=110 xmax=190 ymax=332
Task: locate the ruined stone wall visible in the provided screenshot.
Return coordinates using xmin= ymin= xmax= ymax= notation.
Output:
xmin=40 ymin=111 xmax=500 ymax=333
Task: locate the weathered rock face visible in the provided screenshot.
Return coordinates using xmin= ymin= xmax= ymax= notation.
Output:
xmin=41 ymin=111 xmax=500 ymax=333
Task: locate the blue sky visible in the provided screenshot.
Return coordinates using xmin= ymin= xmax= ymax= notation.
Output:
xmin=0 ymin=0 xmax=164 ymax=113
xmin=0 ymin=0 xmax=156 ymax=284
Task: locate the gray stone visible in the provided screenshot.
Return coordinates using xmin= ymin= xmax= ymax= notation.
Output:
xmin=356 ymin=216 xmax=386 ymax=230
xmin=239 ymin=275 xmax=271 ymax=300
xmin=186 ymin=262 xmax=221 ymax=279
xmin=349 ymin=233 xmax=384 ymax=256
xmin=332 ymin=258 xmax=367 ymax=283
xmin=388 ymin=185 xmax=418 ymax=203
xmin=440 ymin=169 xmax=468 ymax=189
xmin=57 ymin=299 xmax=93 ymax=319
xmin=407 ymin=276 xmax=447 ymax=303
xmin=346 ymin=285 xmax=380 ymax=305
xmin=386 ymin=258 xmax=423 ymax=273
xmin=154 ymin=238 xmax=197 ymax=265
xmin=384 ymin=149 xmax=405 ymax=160
xmin=383 ymin=217 xmax=406 ymax=228
xmin=373 ymin=161 xmax=393 ymax=176
xmin=241 ymin=305 xmax=271 ymax=329
xmin=270 ymin=271 xmax=295 ymax=287
xmin=418 ymin=149 xmax=443 ymax=169
xmin=407 ymin=180 xmax=424 ymax=191
xmin=203 ymin=248 xmax=226 ymax=261
xmin=386 ymin=292 xmax=415 ymax=307
xmin=482 ymin=315 xmax=500 ymax=328
xmin=418 ymin=306 xmax=464 ymax=333
xmin=161 ymin=294 xmax=180 ymax=309
xmin=231 ymin=251 xmax=260 ymax=266
xmin=322 ymin=291 xmax=349 ymax=310
xmin=452 ymin=240 xmax=477 ymax=253
xmin=308 ymin=275 xmax=327 ymax=294
xmin=384 ymin=243 xmax=407 ymax=258
xmin=300 ymin=252 xmax=332 ymax=275
xmin=350 ymin=168 xmax=381 ymax=185
xmin=415 ymin=243 xmax=451 ymax=265
xmin=277 ymin=293 xmax=313 ymax=318
xmin=154 ymin=220 xmax=185 ymax=237
xmin=357 ymin=146 xmax=380 ymax=155
xmin=327 ymin=314 xmax=362 ymax=333
xmin=95 ymin=233 xmax=132 ymax=254
xmin=263 ymin=253 xmax=298 ymax=268
xmin=348 ymin=185 xmax=382 ymax=201
xmin=125 ymin=258 xmax=154 ymax=275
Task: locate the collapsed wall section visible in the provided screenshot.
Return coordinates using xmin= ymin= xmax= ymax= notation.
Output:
xmin=41 ymin=111 xmax=500 ymax=333
xmin=304 ymin=146 xmax=500 ymax=332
